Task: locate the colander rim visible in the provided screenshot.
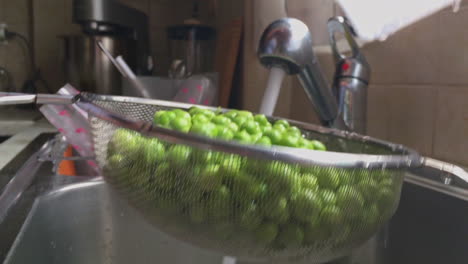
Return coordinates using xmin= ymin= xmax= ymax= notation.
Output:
xmin=80 ymin=93 xmax=422 ymax=170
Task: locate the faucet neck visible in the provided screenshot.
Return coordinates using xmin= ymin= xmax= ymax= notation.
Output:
xmin=328 ymin=17 xmax=371 ymax=134
xmin=297 ymin=61 xmax=339 ymax=126
xmin=332 ymin=57 xmax=370 ymax=134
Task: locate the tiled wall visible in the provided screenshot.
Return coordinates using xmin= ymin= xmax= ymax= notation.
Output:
xmin=288 ymin=5 xmax=468 ymax=166
xmin=0 ymin=0 xmax=32 ymax=91
xmin=0 ymin=0 xmax=239 ymax=93
xmin=365 ymin=6 xmax=468 ymax=166
xmin=119 ymin=0 xmax=202 ymax=76
xmin=0 ymin=0 xmax=80 ymax=92
xmin=33 ymin=0 xmax=81 ymax=93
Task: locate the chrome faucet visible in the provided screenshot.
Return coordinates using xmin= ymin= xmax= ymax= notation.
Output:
xmin=328 ymin=17 xmax=370 ymax=133
xmin=258 ymin=17 xmax=370 ymax=134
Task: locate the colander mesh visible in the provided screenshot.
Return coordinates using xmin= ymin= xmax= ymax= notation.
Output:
xmin=88 ymin=97 xmax=405 ymax=263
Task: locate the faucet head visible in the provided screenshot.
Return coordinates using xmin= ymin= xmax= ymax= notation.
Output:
xmin=328 ymin=16 xmax=371 ymax=83
xmin=258 ymin=18 xmax=314 ymax=75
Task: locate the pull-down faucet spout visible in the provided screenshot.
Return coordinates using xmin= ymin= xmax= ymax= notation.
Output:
xmin=258 ymin=17 xmax=370 ymax=133
xmin=258 ymin=18 xmax=340 ymax=128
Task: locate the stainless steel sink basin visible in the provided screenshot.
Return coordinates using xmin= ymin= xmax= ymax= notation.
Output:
xmin=386 ymin=179 xmax=468 ymax=264
xmin=4 ymin=178 xmax=468 ymax=264
xmin=4 ymin=179 xmax=224 ymax=264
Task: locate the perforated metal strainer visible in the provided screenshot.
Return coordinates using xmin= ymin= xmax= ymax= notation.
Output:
xmin=0 ymin=91 xmax=422 ymax=263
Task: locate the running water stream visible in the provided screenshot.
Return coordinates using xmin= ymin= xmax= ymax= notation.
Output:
xmin=259 ymin=67 xmax=287 ymax=116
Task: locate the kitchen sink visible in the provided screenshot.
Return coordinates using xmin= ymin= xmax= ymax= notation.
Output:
xmin=385 ymin=179 xmax=468 ymax=264
xmin=3 ymin=176 xmax=467 ymax=264
xmin=0 ymin=136 xmax=467 ymax=264
xmin=3 ymin=179 xmax=224 ymax=264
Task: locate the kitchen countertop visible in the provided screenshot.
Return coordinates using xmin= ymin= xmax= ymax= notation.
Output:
xmin=0 ymin=108 xmax=55 ymax=170
xmin=0 ymin=108 xmax=44 ymax=136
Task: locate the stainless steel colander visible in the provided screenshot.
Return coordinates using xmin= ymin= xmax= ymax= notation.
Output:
xmin=0 ymin=91 xmax=422 ymax=263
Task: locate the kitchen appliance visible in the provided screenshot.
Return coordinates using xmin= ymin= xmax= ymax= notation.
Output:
xmin=167 ymin=24 xmax=216 ymax=77
xmin=61 ymin=0 xmax=150 ymax=95
xmin=96 ymin=40 xmax=151 ymax=98
xmin=60 ymin=35 xmax=136 ymax=95
xmin=72 ymin=0 xmax=151 ymax=75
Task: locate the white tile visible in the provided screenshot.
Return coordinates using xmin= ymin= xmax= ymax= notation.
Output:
xmin=433 ymin=86 xmax=468 ymax=166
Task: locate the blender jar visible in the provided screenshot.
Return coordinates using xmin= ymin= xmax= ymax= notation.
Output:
xmin=167 ymin=24 xmax=216 ymax=77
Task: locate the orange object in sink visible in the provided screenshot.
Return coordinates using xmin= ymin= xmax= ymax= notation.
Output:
xmin=57 ymin=145 xmax=76 ymax=176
